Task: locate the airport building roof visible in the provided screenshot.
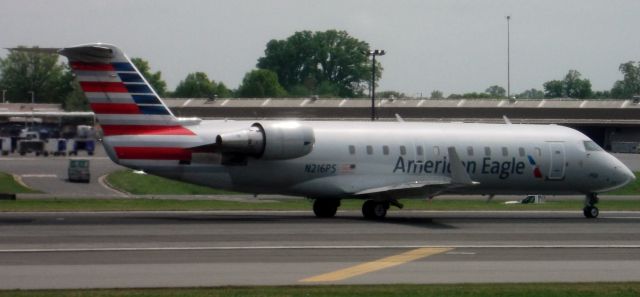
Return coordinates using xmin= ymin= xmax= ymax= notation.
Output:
xmin=165 ymin=98 xmax=640 ymax=126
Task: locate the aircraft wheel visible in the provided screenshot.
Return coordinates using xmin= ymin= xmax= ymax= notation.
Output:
xmin=313 ymin=199 xmax=339 ymax=218
xmin=362 ymin=200 xmax=388 ymax=220
xmin=583 ymin=206 xmax=599 ymax=219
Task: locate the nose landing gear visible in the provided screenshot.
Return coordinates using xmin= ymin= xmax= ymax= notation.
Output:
xmin=583 ymin=193 xmax=599 ymax=218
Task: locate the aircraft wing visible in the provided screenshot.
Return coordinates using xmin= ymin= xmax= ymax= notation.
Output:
xmin=354 ymin=146 xmax=479 ymax=197
xmin=354 ymin=176 xmax=452 ymax=195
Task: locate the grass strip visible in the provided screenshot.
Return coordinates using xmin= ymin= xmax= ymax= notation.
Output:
xmin=0 ymin=198 xmax=639 ymax=212
xmin=105 ymin=170 xmax=237 ymax=195
xmin=0 ymin=283 xmax=639 ymax=297
xmin=0 ymin=172 xmax=39 ymax=194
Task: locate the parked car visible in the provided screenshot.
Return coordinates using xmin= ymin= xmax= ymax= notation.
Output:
xmin=504 ymin=195 xmax=545 ymax=205
xmin=68 ymin=159 xmax=90 ymax=183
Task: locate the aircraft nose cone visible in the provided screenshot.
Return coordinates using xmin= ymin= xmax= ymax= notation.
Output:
xmin=624 ymin=167 xmax=636 ymax=183
xmin=617 ymin=163 xmax=635 ymax=187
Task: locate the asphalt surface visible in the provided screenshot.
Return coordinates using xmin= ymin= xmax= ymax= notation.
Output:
xmin=0 ymin=210 xmax=638 ymax=289
xmin=0 ymin=146 xmax=639 ymax=289
xmin=0 ymin=145 xmax=125 ymax=197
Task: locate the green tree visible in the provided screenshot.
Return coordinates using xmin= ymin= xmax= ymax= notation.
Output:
xmin=131 ymin=57 xmax=167 ymax=97
xmin=63 ymin=81 xmax=90 ymax=111
xmin=543 ymin=70 xmax=592 ymax=99
xmin=591 ymin=90 xmax=612 ymax=99
xmin=215 ymin=82 xmax=232 ymax=98
xmin=543 ymin=80 xmax=564 ymax=98
xmin=485 ymin=85 xmax=506 ymax=98
xmin=257 ymin=30 xmax=376 ymax=97
xmin=173 ymin=72 xmax=231 ymax=98
xmin=376 ymin=91 xmax=405 ymax=99
xmin=517 ymin=88 xmax=545 ymax=99
xmin=0 ymin=46 xmax=71 ymax=103
xmin=447 ymin=92 xmax=492 ymax=99
xmin=237 ymin=69 xmax=287 ymax=98
xmin=563 ymin=70 xmax=592 ymax=98
xmin=430 ymin=90 xmax=443 ymax=99
xmin=611 ymin=61 xmax=640 ymax=99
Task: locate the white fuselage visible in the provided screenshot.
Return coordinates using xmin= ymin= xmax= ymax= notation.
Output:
xmin=103 ymin=120 xmax=635 ymax=200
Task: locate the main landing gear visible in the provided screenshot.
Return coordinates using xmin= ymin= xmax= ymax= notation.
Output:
xmin=312 ymin=198 xmax=401 ymax=220
xmin=361 ymin=199 xmax=402 ymax=220
xmin=362 ymin=200 xmax=389 ymax=220
xmin=313 ymin=199 xmax=340 ymax=218
xmin=583 ymin=193 xmax=599 ymax=219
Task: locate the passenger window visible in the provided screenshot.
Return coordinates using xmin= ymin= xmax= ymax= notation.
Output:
xmin=348 ymin=145 xmax=355 ymax=155
xmin=534 ymin=147 xmax=542 ymax=157
xmin=433 ymin=146 xmax=440 ymax=156
xmin=416 ymin=146 xmax=424 ymax=156
xmin=518 ymin=147 xmax=525 ymax=157
xmin=382 ymin=145 xmax=389 ymax=155
xmin=502 ymin=147 xmax=508 ymax=156
xmin=467 ymin=146 xmax=474 ymax=156
xmin=400 ymin=145 xmax=406 ymax=155
xmin=366 ymin=145 xmax=373 ymax=155
xmin=484 ymin=147 xmax=491 ymax=156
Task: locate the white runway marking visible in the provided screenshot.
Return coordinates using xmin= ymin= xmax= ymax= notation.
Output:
xmin=20 ymin=174 xmax=57 ymax=178
xmin=1 ymin=245 xmax=639 ymax=253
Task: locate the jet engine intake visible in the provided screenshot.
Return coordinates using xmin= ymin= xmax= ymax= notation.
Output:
xmin=216 ymin=122 xmax=314 ymax=160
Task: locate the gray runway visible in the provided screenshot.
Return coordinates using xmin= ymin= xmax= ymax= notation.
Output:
xmin=0 ymin=210 xmax=638 ymax=289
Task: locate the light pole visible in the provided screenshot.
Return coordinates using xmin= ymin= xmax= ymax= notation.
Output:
xmin=2 ymin=90 xmax=6 ymax=103
xmin=367 ymin=49 xmax=385 ymax=121
xmin=506 ymin=15 xmax=511 ymax=99
xmin=28 ymin=91 xmax=35 ymax=103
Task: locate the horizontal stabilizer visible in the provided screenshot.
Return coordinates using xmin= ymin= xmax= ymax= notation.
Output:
xmin=5 ymin=47 xmax=61 ymax=54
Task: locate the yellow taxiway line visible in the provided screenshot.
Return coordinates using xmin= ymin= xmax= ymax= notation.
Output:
xmin=300 ymin=247 xmax=452 ymax=282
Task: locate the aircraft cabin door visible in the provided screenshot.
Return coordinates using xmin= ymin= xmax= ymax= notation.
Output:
xmin=547 ymin=142 xmax=566 ymax=180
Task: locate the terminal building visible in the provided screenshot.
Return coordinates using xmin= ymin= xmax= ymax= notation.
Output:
xmin=1 ymin=98 xmax=639 ymax=153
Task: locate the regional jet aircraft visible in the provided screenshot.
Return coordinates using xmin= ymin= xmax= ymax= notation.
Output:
xmin=57 ymin=43 xmax=635 ymax=219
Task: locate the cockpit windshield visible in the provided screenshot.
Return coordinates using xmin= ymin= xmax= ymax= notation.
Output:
xmin=583 ymin=141 xmax=604 ymax=152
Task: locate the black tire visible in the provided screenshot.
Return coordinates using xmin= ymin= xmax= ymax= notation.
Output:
xmin=313 ymin=199 xmax=339 ymax=218
xmin=583 ymin=206 xmax=599 ymax=219
xmin=362 ymin=200 xmax=388 ymax=220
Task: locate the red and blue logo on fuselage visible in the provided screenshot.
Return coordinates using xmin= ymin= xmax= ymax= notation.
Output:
xmin=527 ymin=155 xmax=543 ymax=178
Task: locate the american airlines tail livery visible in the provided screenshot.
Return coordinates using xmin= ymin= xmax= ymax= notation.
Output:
xmin=58 ymin=43 xmax=634 ymax=219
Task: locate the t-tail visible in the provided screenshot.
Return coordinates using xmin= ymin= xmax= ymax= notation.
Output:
xmin=59 ymin=43 xmax=200 ymax=165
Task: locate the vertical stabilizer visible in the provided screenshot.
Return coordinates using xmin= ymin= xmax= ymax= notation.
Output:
xmin=59 ymin=43 xmax=189 ymax=133
xmin=59 ymin=43 xmax=197 ymax=164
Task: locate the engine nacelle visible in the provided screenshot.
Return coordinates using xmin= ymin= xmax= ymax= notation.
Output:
xmin=216 ymin=122 xmax=315 ymax=160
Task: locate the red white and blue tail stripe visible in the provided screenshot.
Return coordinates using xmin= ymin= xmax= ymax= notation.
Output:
xmin=59 ymin=43 xmax=199 ymax=164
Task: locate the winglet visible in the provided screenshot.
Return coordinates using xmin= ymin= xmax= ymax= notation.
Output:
xmin=447 ymin=146 xmax=479 ymax=185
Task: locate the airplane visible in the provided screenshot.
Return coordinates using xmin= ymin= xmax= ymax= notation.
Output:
xmin=56 ymin=43 xmax=635 ymax=219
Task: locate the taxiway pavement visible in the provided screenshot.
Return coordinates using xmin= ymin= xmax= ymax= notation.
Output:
xmin=0 ymin=210 xmax=638 ymax=289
